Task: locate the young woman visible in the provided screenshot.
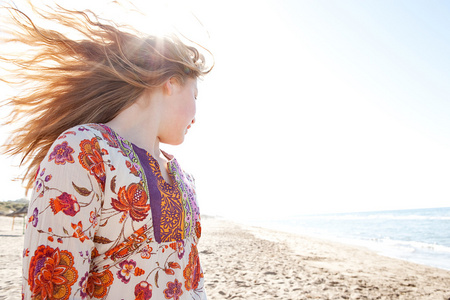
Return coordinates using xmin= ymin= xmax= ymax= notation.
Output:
xmin=0 ymin=3 xmax=212 ymax=299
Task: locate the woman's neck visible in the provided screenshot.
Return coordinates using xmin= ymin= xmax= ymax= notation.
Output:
xmin=105 ymin=92 xmax=163 ymax=158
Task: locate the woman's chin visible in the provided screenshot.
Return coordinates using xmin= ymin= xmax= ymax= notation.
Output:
xmin=161 ymin=136 xmax=185 ymax=146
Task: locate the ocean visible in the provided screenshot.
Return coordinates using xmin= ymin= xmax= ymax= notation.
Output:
xmin=246 ymin=207 xmax=450 ymax=271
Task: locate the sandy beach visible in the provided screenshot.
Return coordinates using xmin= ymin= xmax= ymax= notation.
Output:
xmin=1 ymin=215 xmax=450 ymax=299
xmin=0 ymin=216 xmax=24 ymax=300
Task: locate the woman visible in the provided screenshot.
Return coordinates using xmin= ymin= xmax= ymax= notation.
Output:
xmin=0 ymin=3 xmax=212 ymax=299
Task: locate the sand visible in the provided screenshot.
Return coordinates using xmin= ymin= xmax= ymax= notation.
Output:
xmin=0 ymin=216 xmax=24 ymax=300
xmin=1 ymin=215 xmax=450 ymax=299
xmin=200 ymin=217 xmax=450 ymax=300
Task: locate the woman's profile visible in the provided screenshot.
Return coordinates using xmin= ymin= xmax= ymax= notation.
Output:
xmin=0 ymin=3 xmax=212 ymax=299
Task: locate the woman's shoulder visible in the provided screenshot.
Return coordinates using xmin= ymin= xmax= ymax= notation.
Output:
xmin=54 ymin=123 xmax=117 ymax=146
xmin=47 ymin=123 xmax=120 ymax=164
xmin=42 ymin=124 xmax=115 ymax=193
xmin=57 ymin=123 xmax=109 ymax=138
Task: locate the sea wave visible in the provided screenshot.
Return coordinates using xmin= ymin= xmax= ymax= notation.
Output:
xmin=371 ymin=238 xmax=450 ymax=254
xmin=300 ymin=214 xmax=450 ymax=221
xmin=247 ymin=207 xmax=450 ymax=270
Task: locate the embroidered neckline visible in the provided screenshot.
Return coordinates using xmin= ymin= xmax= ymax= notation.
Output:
xmin=96 ymin=123 xmax=177 ymax=188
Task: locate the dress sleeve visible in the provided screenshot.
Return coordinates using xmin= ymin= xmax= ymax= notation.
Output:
xmin=22 ymin=128 xmax=106 ymax=300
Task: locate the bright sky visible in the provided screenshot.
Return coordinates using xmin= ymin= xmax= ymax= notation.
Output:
xmin=1 ymin=0 xmax=450 ymax=219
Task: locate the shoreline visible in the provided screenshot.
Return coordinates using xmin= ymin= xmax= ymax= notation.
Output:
xmin=2 ymin=216 xmax=450 ymax=299
xmin=234 ymin=219 xmax=450 ymax=273
xmin=200 ymin=216 xmax=450 ymax=299
xmin=228 ymin=208 xmax=450 ymax=273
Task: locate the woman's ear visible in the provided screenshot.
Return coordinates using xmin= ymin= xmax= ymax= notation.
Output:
xmin=163 ymin=77 xmax=180 ymax=96
xmin=163 ymin=78 xmax=174 ymax=96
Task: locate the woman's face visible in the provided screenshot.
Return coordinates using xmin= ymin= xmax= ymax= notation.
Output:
xmin=159 ymin=77 xmax=198 ymax=145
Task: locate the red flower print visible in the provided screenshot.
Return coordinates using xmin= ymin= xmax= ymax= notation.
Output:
xmin=168 ymin=262 xmax=181 ymax=269
xmin=134 ymin=267 xmax=145 ymax=276
xmin=78 ymin=138 xmax=106 ymax=191
xmin=134 ymin=281 xmax=152 ymax=300
xmin=101 ymin=131 xmax=119 ymax=148
xmin=176 ymin=241 xmax=185 ymax=259
xmin=169 ymin=242 xmax=177 ymax=250
xmin=28 ymin=245 xmax=78 ymax=300
xmin=140 ymin=245 xmax=153 ymax=259
xmin=50 ymin=192 xmax=80 ymax=216
xmin=91 ymin=248 xmax=99 ymax=259
xmin=79 ymin=272 xmax=89 ymax=299
xmin=104 ymin=226 xmax=148 ymax=261
xmin=49 ymin=141 xmax=75 ymax=165
xmin=117 ymin=259 xmax=136 ymax=283
xmin=57 ymin=131 xmax=76 ymax=140
xmin=183 ymin=245 xmax=203 ymax=291
xmin=86 ymin=270 xmax=113 ymax=299
xmin=195 ymin=221 xmax=202 ymax=239
xmin=164 ymin=279 xmax=183 ymax=300
xmin=71 ymin=221 xmax=88 ymax=243
xmin=29 ymin=207 xmax=39 ymax=227
xmin=164 ymin=268 xmax=175 ymax=275
xmin=126 ymin=160 xmax=140 ymax=177
xmin=89 ymin=211 xmax=99 ymax=227
xmin=111 ymin=183 xmax=150 ymax=222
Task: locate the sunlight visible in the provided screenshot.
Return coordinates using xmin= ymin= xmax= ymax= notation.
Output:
xmin=2 ymin=0 xmax=450 ymax=216
xmin=130 ymin=1 xmax=192 ymax=37
xmin=108 ymin=0 xmax=210 ymax=43
xmin=9 ymin=0 xmax=209 ymax=41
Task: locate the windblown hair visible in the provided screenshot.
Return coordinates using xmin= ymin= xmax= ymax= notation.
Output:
xmin=0 ymin=3 xmax=212 ymax=192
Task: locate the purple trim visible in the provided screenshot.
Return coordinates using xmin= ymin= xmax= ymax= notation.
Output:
xmin=132 ymin=144 xmax=162 ymax=243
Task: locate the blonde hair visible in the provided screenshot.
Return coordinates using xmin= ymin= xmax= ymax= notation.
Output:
xmin=0 ymin=3 xmax=213 ymax=192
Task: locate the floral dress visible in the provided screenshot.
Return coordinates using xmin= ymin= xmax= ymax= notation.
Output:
xmin=22 ymin=124 xmax=206 ymax=300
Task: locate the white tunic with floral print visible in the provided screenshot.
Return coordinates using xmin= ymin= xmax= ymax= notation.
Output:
xmin=22 ymin=124 xmax=206 ymax=300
